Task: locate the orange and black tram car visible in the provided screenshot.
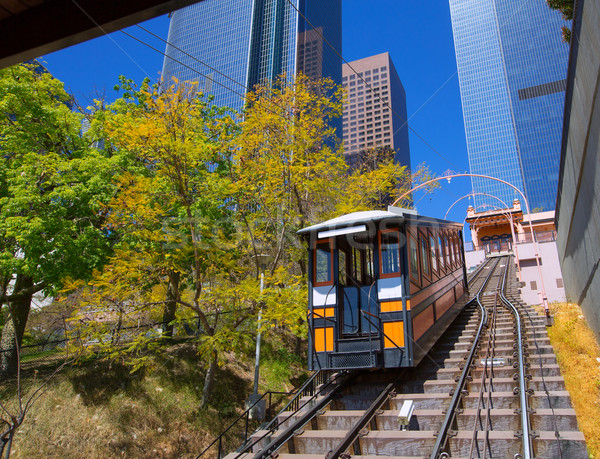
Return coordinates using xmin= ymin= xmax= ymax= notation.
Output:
xmin=298 ymin=207 xmax=468 ymax=371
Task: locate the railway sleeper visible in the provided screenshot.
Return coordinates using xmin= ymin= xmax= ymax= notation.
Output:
xmin=445 ymin=430 xmax=587 ymax=458
xmin=423 ymin=375 xmax=566 ymax=393
xmin=435 ymin=363 xmax=561 ymax=379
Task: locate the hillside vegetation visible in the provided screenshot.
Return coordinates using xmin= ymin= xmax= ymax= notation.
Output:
xmin=0 ymin=338 xmax=306 ymax=458
xmin=547 ymin=302 xmax=600 ymax=458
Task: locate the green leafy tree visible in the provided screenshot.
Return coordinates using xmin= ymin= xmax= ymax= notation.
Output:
xmin=66 ymin=74 xmax=436 ymax=407
xmin=231 ymin=74 xmax=434 ymax=336
xmin=547 ymin=0 xmax=574 ymax=42
xmin=0 ymin=63 xmax=115 ymax=377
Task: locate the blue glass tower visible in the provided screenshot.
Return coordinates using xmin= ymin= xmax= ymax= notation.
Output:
xmin=449 ymin=0 xmax=569 ymax=212
xmin=162 ymin=0 xmax=342 ymax=113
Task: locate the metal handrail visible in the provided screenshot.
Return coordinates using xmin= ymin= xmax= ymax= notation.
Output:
xmin=197 ymin=370 xmax=331 ymax=458
xmin=249 ymin=371 xmax=351 ymax=459
xmin=196 ymin=388 xmax=291 ymax=458
xmin=233 ymin=371 xmax=346 ymax=458
xmin=361 ymin=310 xmax=404 ymax=354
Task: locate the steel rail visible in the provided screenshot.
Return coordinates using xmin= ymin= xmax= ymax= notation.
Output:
xmin=506 ymin=261 xmax=564 ymax=459
xmin=498 ymin=257 xmax=534 ymax=459
xmin=481 ymin=288 xmax=500 ymax=459
xmin=325 ymin=372 xmax=405 ymax=458
xmin=429 ymin=256 xmax=502 ymax=459
xmin=468 ymin=286 xmax=499 ymax=459
xmin=482 ymin=289 xmax=500 ymax=459
xmin=250 ymin=372 xmax=355 ymax=459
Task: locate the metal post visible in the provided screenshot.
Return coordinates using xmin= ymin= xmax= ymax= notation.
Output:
xmin=253 ymin=271 xmax=264 ymax=395
xmin=394 ymin=173 xmax=550 ymax=317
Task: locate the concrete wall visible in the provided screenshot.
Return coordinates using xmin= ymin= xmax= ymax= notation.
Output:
xmin=465 ymin=240 xmax=566 ymax=305
xmin=518 ymin=241 xmax=567 ymax=305
xmin=465 ymin=249 xmax=486 ymax=272
xmin=556 ymin=0 xmax=600 ymax=336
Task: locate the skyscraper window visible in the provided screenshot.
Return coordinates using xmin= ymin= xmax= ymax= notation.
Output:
xmin=449 ymin=0 xmax=569 ymax=211
xmin=162 ymin=0 xmax=342 ymax=114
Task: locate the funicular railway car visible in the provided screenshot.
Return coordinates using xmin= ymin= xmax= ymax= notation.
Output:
xmin=298 ymin=206 xmax=468 ymax=371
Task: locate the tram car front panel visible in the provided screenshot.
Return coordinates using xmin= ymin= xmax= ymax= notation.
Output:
xmin=298 ymin=207 xmax=467 ymax=371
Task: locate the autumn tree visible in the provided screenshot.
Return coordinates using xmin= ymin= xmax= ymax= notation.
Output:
xmin=67 ymin=74 xmax=435 ymax=406
xmin=231 ymin=75 xmax=433 ymax=333
xmin=0 ymin=63 xmax=115 ymax=377
xmin=67 ymin=78 xmax=248 ymax=406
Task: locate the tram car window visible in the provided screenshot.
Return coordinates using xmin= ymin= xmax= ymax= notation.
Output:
xmin=298 ymin=207 xmax=468 ymax=371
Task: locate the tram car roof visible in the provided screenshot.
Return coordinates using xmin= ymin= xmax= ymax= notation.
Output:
xmin=297 ymin=206 xmax=463 ymax=237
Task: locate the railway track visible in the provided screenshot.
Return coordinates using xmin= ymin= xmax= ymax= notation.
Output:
xmin=225 ymin=256 xmax=587 ymax=458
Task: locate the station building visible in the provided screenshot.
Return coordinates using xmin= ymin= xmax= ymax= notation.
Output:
xmin=464 ymin=200 xmax=566 ymax=305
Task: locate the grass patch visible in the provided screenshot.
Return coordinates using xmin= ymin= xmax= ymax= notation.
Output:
xmin=547 ymin=302 xmax=600 ymax=458
xmin=1 ymin=336 xmax=307 ymax=458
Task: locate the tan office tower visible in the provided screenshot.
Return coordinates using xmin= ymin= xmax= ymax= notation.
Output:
xmin=342 ymin=52 xmax=410 ymax=170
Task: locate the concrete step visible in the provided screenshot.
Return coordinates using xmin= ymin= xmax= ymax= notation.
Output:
xmin=269 ymin=455 xmax=427 ymax=459
xmin=436 ymin=363 xmax=562 ymax=379
xmin=455 ymin=408 xmax=579 ymax=431
xmin=315 ymin=410 xmax=362 ymax=430
xmin=392 ymin=391 xmax=574 ymax=410
xmin=376 ymin=409 xmax=444 ymax=431
xmin=424 ymin=375 xmax=565 ymax=394
xmin=246 ymin=429 xmax=284 ymax=453
xmin=289 ymin=429 xmax=348 ymax=455
xmin=442 ymin=352 xmax=556 ymax=368
xmin=448 ymin=430 xmax=587 ymax=458
xmin=330 ymin=394 xmax=378 ymax=410
xmin=358 ymin=430 xmax=436 ymax=456
xmin=453 ymin=337 xmax=551 ymax=350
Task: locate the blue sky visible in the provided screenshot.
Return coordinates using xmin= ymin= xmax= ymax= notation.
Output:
xmin=41 ymin=1 xmax=474 ymax=229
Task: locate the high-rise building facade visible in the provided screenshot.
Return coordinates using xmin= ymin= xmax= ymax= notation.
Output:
xmin=161 ymin=0 xmax=342 ymax=113
xmin=449 ymin=0 xmax=570 ymax=212
xmin=341 ymin=53 xmax=411 ymax=170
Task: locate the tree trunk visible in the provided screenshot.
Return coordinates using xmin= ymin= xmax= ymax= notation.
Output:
xmin=295 ymin=335 xmax=302 ymax=357
xmin=162 ymin=271 xmax=180 ymax=338
xmin=200 ymin=350 xmax=218 ymax=409
xmin=0 ymin=275 xmax=34 ymax=378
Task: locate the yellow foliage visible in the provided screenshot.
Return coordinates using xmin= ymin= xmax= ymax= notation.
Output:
xmin=547 ymin=302 xmax=600 ymax=458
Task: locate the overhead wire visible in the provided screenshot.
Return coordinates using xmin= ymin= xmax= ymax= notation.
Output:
xmin=74 ymin=0 xmax=460 ymax=173
xmin=69 ymin=0 xmax=154 ymax=82
xmin=283 ymin=0 xmax=459 ymax=168
xmin=73 ymin=0 xmax=469 ymax=206
xmin=68 ymin=0 xmax=301 ymax=125
xmin=131 ymin=24 xmax=314 ymax=127
xmin=136 ymin=24 xmax=248 ymax=93
xmin=120 ymin=29 xmax=294 ymax=122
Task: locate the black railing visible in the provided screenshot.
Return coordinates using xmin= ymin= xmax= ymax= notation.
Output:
xmin=231 ymin=370 xmax=343 ymax=458
xmin=0 ymin=315 xmax=217 ymax=369
xmin=516 ymin=230 xmax=557 ymax=244
xmin=196 ymin=388 xmax=291 ymax=458
xmin=197 ymin=369 xmax=333 ymax=458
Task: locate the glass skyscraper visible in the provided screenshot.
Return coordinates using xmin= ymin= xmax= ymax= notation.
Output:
xmin=162 ymin=0 xmax=342 ymax=113
xmin=449 ymin=0 xmax=570 ymax=212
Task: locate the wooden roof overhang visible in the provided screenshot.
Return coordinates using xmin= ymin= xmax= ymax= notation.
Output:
xmin=466 ymin=208 xmax=523 ymax=229
xmin=0 ymin=0 xmax=204 ymax=69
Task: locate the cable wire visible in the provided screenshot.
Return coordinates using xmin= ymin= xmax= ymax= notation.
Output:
xmin=69 ymin=0 xmax=154 ymax=82
xmin=284 ymin=0 xmax=459 ymax=168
